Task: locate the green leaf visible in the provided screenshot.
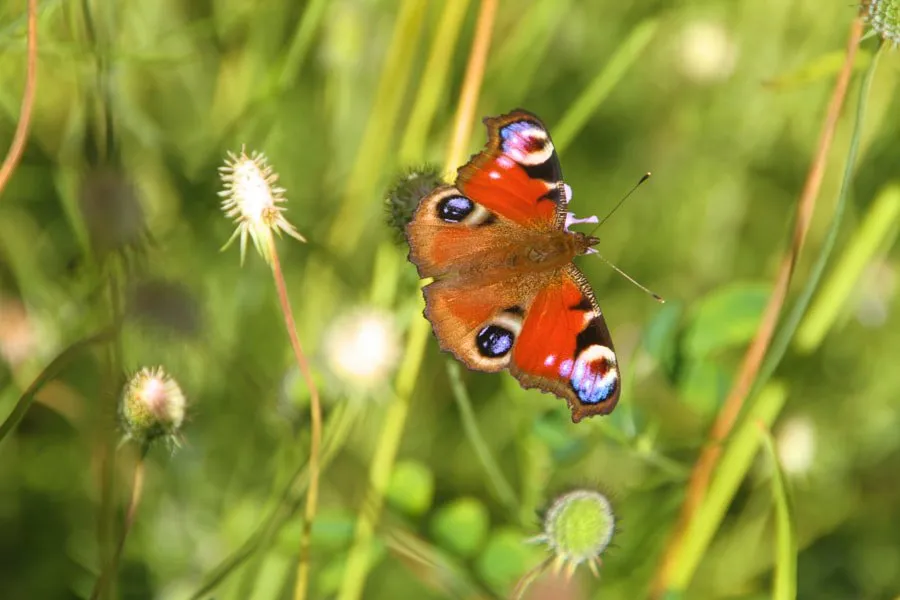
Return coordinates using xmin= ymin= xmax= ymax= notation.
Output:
xmin=679 ymin=359 xmax=729 ymax=416
xmin=764 ymin=49 xmax=871 ymax=91
xmin=795 ymin=183 xmax=900 ymax=352
xmin=684 ymin=283 xmax=770 ymax=358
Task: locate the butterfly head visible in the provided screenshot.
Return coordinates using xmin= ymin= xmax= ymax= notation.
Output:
xmin=573 ymin=232 xmax=601 ymax=257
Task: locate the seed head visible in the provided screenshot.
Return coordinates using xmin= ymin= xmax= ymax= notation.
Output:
xmin=862 ymin=0 xmax=900 ymax=47
xmin=120 ymin=366 xmax=186 ymax=449
xmin=384 ymin=165 xmax=444 ymax=240
xmin=529 ymin=489 xmax=616 ymax=578
xmin=218 ymin=147 xmax=306 ymax=265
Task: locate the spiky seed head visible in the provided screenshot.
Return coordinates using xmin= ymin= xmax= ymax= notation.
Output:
xmin=384 ymin=164 xmax=444 ymax=240
xmin=218 ymin=146 xmax=306 ymax=265
xmin=529 ymin=489 xmax=616 ymax=578
xmin=120 ymin=366 xmax=186 ymax=449
xmin=862 ymin=0 xmax=900 ymax=46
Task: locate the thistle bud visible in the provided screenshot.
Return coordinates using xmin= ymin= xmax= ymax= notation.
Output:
xmin=119 ymin=367 xmax=186 ymax=449
xmin=530 ymin=489 xmax=616 ymax=578
xmin=384 ymin=165 xmax=444 ymax=239
xmin=862 ymin=0 xmax=900 ymax=46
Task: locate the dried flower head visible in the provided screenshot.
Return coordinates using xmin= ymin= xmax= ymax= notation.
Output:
xmin=529 ymin=489 xmax=616 ymax=578
xmin=862 ymin=0 xmax=900 ymax=46
xmin=120 ymin=366 xmax=186 ymax=449
xmin=218 ymin=147 xmax=306 ymax=264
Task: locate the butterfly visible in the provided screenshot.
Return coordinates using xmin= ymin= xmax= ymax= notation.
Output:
xmin=405 ymin=109 xmax=620 ymax=422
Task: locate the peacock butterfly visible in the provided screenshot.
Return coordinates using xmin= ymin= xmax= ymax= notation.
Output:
xmin=405 ymin=109 xmax=621 ymax=423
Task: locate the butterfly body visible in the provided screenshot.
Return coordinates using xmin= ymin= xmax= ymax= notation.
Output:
xmin=405 ymin=110 xmax=620 ymax=422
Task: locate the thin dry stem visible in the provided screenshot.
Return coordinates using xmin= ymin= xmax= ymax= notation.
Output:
xmin=510 ymin=557 xmax=553 ymax=600
xmin=267 ymin=238 xmax=322 ymax=600
xmin=90 ymin=452 xmax=146 ymax=600
xmin=445 ymin=0 xmax=498 ymax=174
xmin=651 ymin=17 xmax=865 ymax=597
xmin=0 ymin=0 xmax=38 ymax=198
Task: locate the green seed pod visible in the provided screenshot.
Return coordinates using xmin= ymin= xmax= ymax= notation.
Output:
xmin=530 ymin=489 xmax=616 ymax=577
xmin=862 ymin=0 xmax=900 ymax=46
xmin=384 ymin=165 xmax=444 ymax=240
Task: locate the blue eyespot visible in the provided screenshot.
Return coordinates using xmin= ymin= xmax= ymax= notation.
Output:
xmin=437 ymin=195 xmax=474 ymax=223
xmin=567 ymin=350 xmax=618 ymax=404
xmin=476 ymin=325 xmax=514 ymax=358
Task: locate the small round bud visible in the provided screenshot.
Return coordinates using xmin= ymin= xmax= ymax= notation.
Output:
xmin=530 ymin=489 xmax=616 ymax=577
xmin=862 ymin=0 xmax=900 ymax=46
xmin=384 ymin=165 xmax=444 ymax=239
xmin=119 ymin=366 xmax=186 ymax=448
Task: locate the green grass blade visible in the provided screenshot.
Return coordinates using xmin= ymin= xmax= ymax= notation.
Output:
xmin=759 ymin=425 xmax=798 ymax=600
xmin=277 ymin=0 xmax=330 ymax=90
xmin=749 ymin=41 xmax=885 ymax=396
xmin=0 ymin=328 xmax=115 ymax=445
xmin=795 ymin=183 xmax=900 ymax=352
xmin=446 ymin=361 xmax=519 ymax=514
xmin=399 ymin=0 xmax=473 ymax=162
xmin=665 ymin=40 xmax=885 ymax=595
xmin=668 ymin=383 xmax=788 ymax=591
xmin=552 ymin=19 xmax=658 ymax=153
xmin=328 ymin=0 xmax=429 ymax=254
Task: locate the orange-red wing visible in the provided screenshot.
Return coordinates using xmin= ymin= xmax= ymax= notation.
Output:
xmin=511 ymin=265 xmax=620 ymax=422
xmin=457 ymin=109 xmax=566 ymax=229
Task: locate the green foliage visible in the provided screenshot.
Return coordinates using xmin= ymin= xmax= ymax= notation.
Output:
xmin=1 ymin=1 xmax=899 ymax=599
xmin=386 ymin=459 xmax=435 ymax=517
xmin=429 ymin=497 xmax=490 ymax=558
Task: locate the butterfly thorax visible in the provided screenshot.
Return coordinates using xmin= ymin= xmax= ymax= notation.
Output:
xmin=502 ymin=230 xmax=598 ymax=274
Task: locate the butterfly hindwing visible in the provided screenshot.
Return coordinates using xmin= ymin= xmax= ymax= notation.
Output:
xmin=510 ymin=264 xmax=620 ymax=422
xmin=421 ymin=272 xmax=548 ymax=372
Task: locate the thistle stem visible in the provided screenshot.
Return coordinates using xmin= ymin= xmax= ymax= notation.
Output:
xmin=90 ymin=447 xmax=148 ymax=600
xmin=267 ymin=238 xmax=322 ymax=600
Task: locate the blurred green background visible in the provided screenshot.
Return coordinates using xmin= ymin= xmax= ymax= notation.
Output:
xmin=1 ymin=0 xmax=899 ymax=598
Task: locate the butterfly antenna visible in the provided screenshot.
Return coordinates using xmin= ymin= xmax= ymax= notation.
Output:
xmin=588 ymin=172 xmax=652 ymax=236
xmin=594 ymin=251 xmax=665 ymax=303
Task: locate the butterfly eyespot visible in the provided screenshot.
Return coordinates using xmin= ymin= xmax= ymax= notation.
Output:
xmin=568 ymin=345 xmax=618 ymax=405
xmin=436 ymin=195 xmax=475 ymax=223
xmin=476 ymin=325 xmax=515 ymax=358
xmin=499 ymin=121 xmax=555 ymax=167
